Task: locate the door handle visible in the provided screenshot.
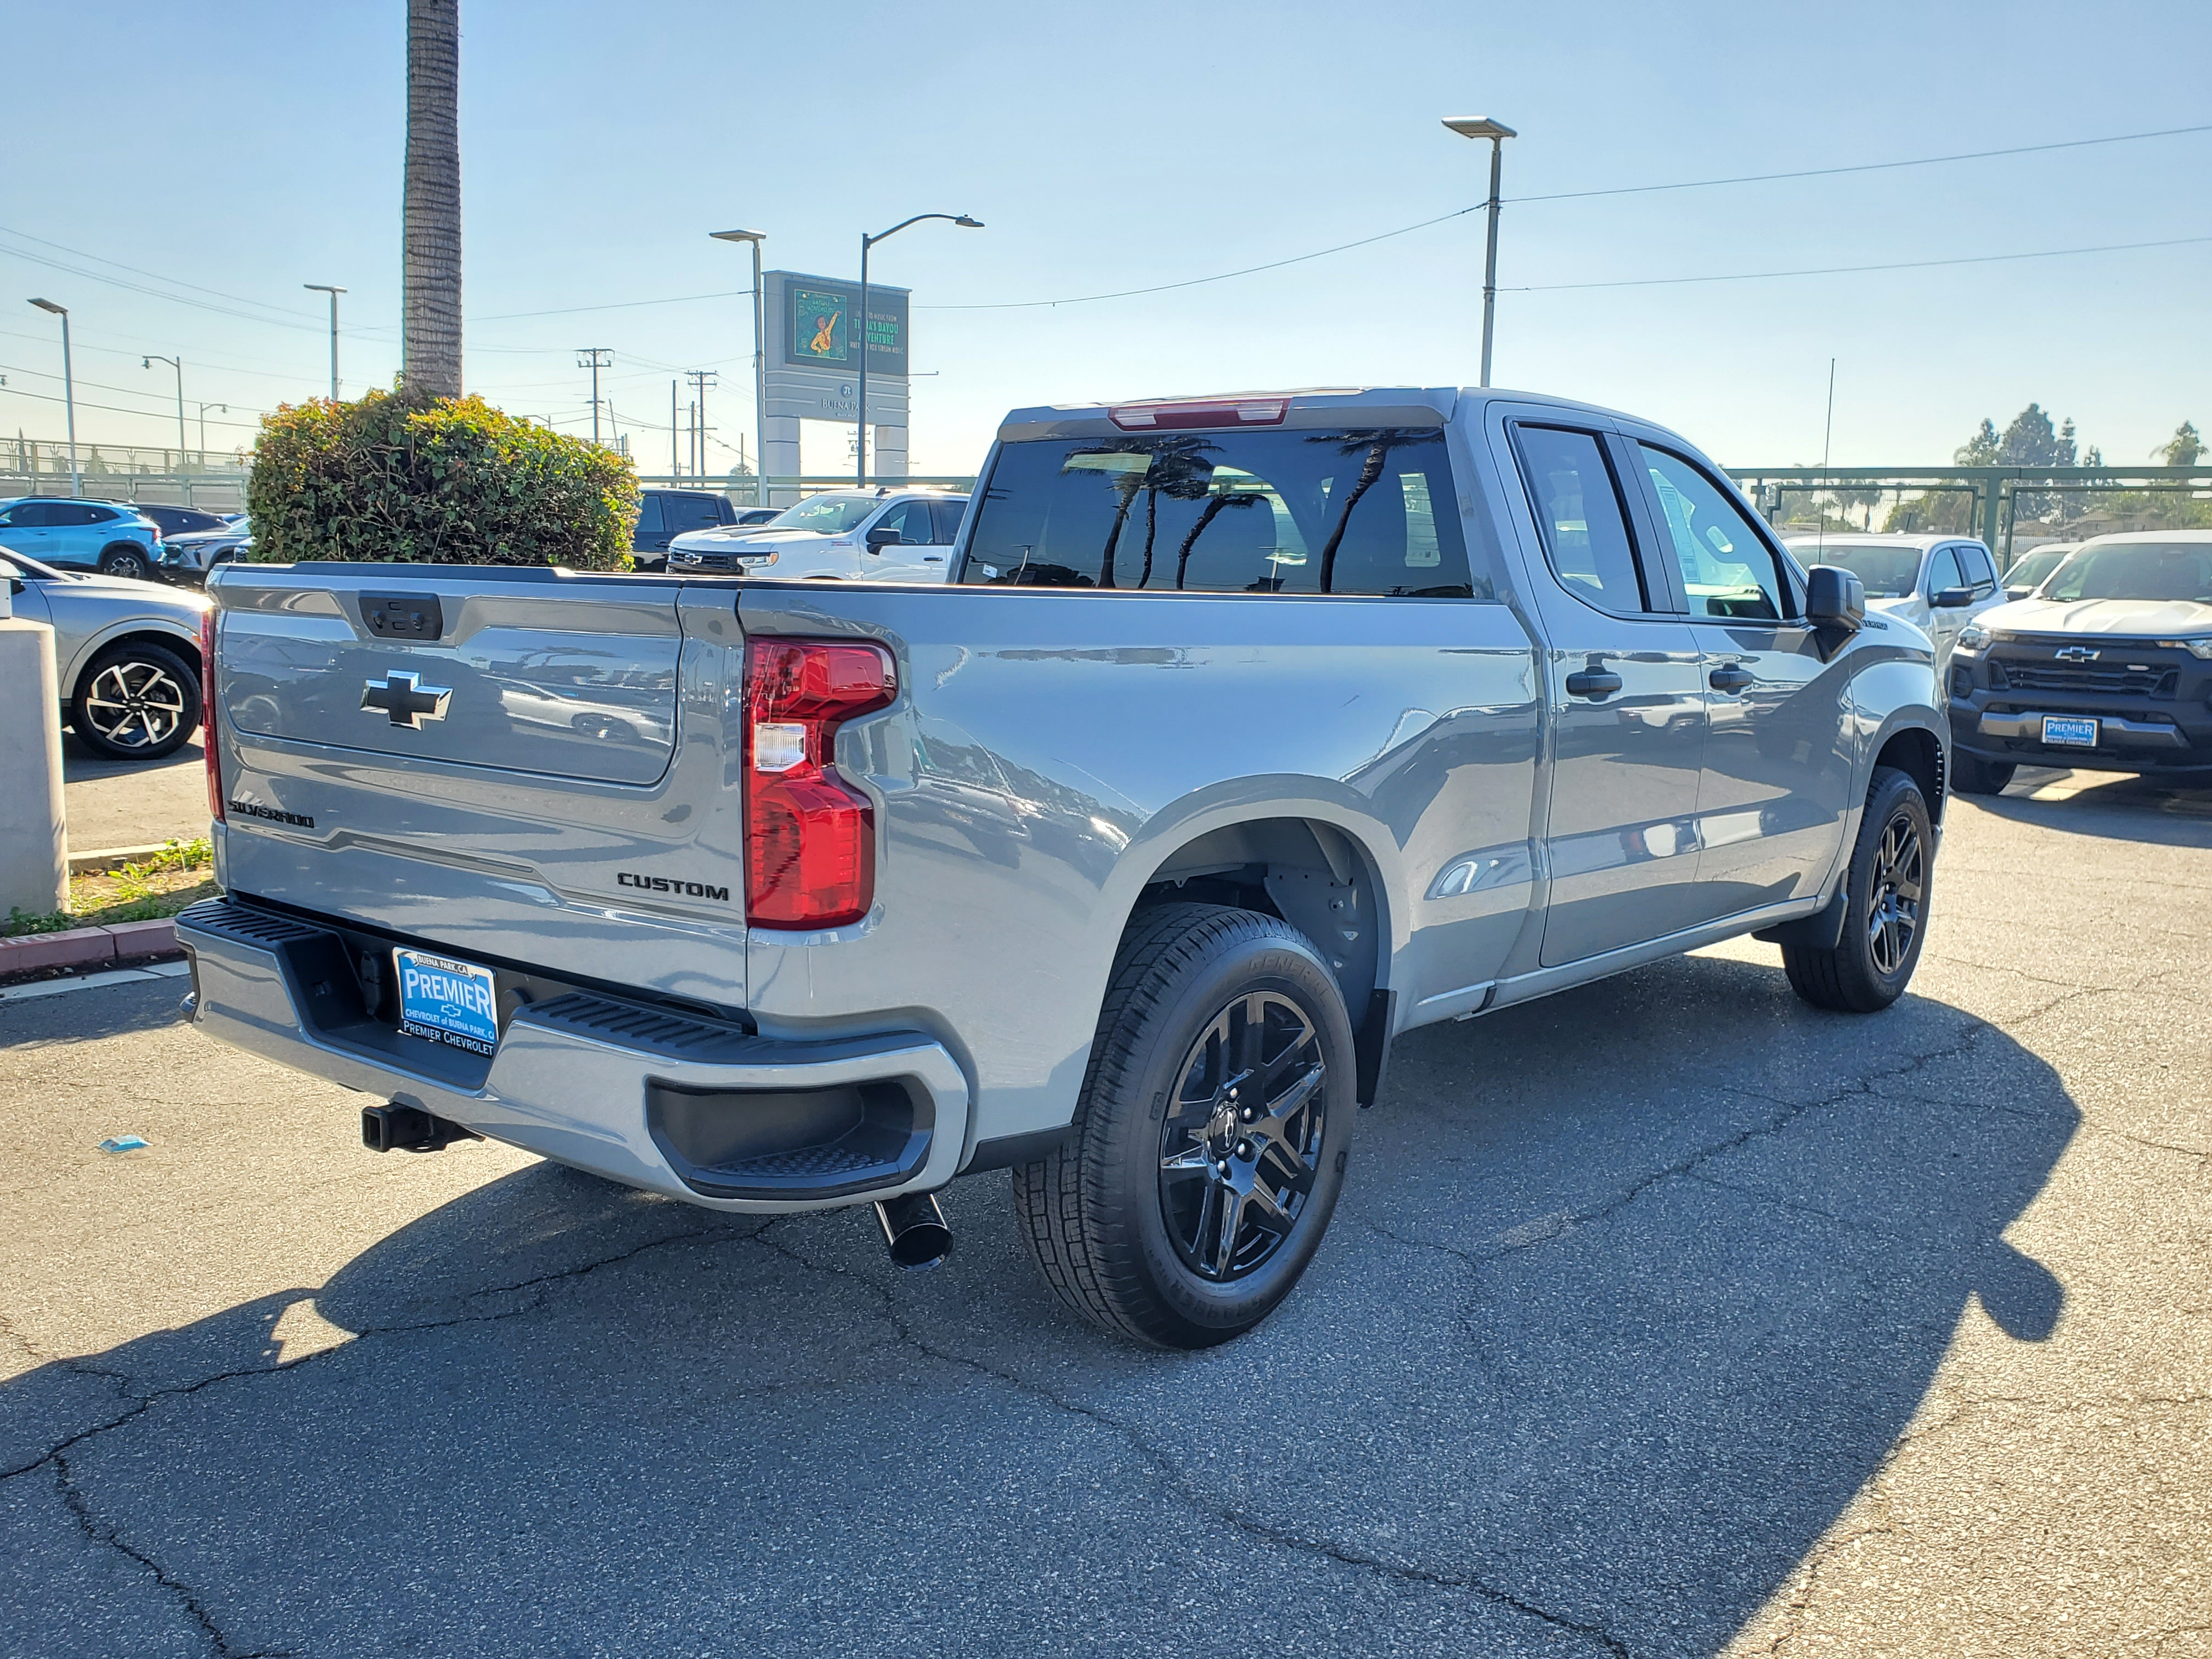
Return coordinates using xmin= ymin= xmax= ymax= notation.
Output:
xmin=1564 ymin=667 xmax=1624 ymax=699
xmin=1708 ymin=664 xmax=1755 ymax=693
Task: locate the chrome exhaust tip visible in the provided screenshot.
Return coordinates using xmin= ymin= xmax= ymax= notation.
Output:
xmin=873 ymin=1190 xmax=953 ymax=1271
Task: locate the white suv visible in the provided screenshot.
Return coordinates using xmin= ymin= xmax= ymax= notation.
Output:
xmin=667 ymin=488 xmax=968 ymax=582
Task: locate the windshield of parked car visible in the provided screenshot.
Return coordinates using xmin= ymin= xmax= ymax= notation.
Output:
xmin=2006 ymin=546 xmax=2070 ymax=590
xmin=0 ymin=548 xmax=76 ymax=582
xmin=1797 ymin=543 xmax=1924 ymax=598
xmin=959 ymin=428 xmax=1486 ymax=596
xmin=764 ymin=494 xmax=880 ymax=535
xmin=2041 ymin=543 xmax=2212 ymax=603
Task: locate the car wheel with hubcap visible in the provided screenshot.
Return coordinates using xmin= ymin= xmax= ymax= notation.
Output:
xmin=1781 ymin=764 xmax=1933 ymax=1013
xmin=96 ymin=545 xmax=151 ymax=581
xmin=1011 ymin=903 xmax=1355 ymax=1349
xmin=70 ymin=641 xmax=202 ymax=761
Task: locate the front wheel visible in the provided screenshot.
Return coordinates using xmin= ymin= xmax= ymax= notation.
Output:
xmin=1011 ymin=904 xmax=1355 ymax=1349
xmin=1782 ymin=765 xmax=1933 ymax=1013
xmin=1952 ymin=755 xmax=2015 ymax=796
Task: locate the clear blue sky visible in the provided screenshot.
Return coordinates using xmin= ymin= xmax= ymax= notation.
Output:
xmin=4 ymin=0 xmax=2208 ymax=478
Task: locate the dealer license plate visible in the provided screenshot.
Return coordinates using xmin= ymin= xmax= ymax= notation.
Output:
xmin=394 ymin=948 xmax=500 ymax=1056
xmin=2041 ymin=715 xmax=2099 ymax=748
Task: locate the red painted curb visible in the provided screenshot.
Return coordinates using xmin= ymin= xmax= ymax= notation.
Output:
xmin=0 ymin=918 xmax=182 ymax=977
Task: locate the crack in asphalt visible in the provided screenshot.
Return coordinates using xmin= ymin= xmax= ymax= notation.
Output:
xmin=51 ymin=1454 xmax=297 ymax=1659
xmin=751 ymin=1227 xmax=1634 ymax=1658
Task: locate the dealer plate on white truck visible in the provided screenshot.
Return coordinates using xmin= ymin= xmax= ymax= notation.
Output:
xmin=2041 ymin=715 xmax=2099 ymax=748
xmin=394 ymin=949 xmax=499 ymax=1056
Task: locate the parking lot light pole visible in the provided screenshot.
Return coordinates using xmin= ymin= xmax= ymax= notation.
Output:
xmin=196 ymin=402 xmax=227 ymax=457
xmin=1442 ymin=116 xmax=1516 ymax=387
xmin=144 ymin=354 xmax=187 ymax=461
xmin=709 ymin=229 xmax=769 ymax=507
xmin=303 ymin=284 xmax=346 ymax=399
xmin=856 ymin=212 xmax=981 ymax=486
xmin=27 ymin=300 xmax=79 ymax=498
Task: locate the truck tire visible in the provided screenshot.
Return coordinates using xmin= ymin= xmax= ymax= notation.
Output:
xmin=1781 ymin=765 xmax=1933 ymax=1014
xmin=70 ymin=640 xmax=203 ymax=761
xmin=1952 ymin=755 xmax=2015 ymax=796
xmin=1010 ymin=903 xmax=1355 ymax=1349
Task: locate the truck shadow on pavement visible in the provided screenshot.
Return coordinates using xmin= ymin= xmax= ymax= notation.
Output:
xmin=2 ymin=950 xmax=2075 ymax=1659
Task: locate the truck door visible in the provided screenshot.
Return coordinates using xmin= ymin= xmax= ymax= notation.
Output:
xmin=1496 ymin=419 xmax=1711 ymax=967
xmin=1624 ymin=440 xmax=1854 ymax=922
xmin=860 ymin=499 xmax=941 ymax=582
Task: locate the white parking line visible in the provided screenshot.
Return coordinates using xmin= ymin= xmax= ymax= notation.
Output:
xmin=0 ymin=961 xmax=191 ymax=1003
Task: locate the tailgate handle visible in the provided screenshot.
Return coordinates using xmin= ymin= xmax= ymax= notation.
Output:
xmin=362 ymin=592 xmax=445 ymax=641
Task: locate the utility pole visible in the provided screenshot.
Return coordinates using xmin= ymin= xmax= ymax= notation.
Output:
xmin=303 ymin=284 xmax=346 ymax=399
xmin=685 ymin=368 xmax=718 ymax=478
xmin=670 ymin=381 xmax=680 ymax=477
xmin=577 ymin=347 xmax=612 ymax=444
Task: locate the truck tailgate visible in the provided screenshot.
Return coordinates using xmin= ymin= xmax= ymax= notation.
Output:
xmin=210 ymin=564 xmax=751 ymax=1009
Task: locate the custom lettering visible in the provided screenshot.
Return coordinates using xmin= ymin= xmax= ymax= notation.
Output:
xmin=616 ymin=871 xmax=730 ymax=902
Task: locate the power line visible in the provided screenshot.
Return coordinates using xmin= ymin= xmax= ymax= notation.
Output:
xmin=1508 ymin=232 xmax=2212 ymax=293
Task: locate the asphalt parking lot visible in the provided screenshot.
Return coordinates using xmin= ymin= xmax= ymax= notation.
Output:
xmin=2 ymin=769 xmax=2206 ymax=1658
xmin=62 ymin=732 xmax=208 ymax=853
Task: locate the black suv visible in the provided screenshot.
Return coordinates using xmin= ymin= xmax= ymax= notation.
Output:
xmin=633 ymin=489 xmax=750 ymax=572
xmin=1946 ymin=532 xmax=2212 ymax=792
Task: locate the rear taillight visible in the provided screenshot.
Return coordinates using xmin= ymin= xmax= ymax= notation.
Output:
xmin=200 ymin=606 xmax=224 ymax=825
xmin=743 ymin=638 xmax=895 ymax=929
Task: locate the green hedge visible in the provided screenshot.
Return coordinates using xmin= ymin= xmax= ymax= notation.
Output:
xmin=246 ymin=388 xmax=638 ymax=568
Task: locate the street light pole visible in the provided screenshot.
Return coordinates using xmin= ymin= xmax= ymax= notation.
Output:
xmin=855 ymin=211 xmax=983 ymax=486
xmin=303 ymin=284 xmax=346 ymax=399
xmin=196 ymin=403 xmax=227 ymax=455
xmin=1442 ymin=116 xmax=1516 ymax=387
xmin=709 ymin=230 xmax=769 ymax=507
xmin=27 ymin=300 xmax=78 ymax=498
xmin=144 ymin=354 xmax=187 ymax=460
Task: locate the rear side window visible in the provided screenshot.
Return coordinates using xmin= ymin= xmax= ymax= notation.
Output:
xmin=960 ymin=427 xmax=1484 ymax=596
xmin=1956 ymin=544 xmax=1996 ymax=591
xmin=1512 ymin=427 xmax=1645 ymax=611
xmin=929 ymin=499 xmax=966 ymax=543
xmin=661 ymin=493 xmax=723 ymax=534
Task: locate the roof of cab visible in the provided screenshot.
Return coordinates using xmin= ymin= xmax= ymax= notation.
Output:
xmin=993 ymin=385 xmax=1660 ymax=443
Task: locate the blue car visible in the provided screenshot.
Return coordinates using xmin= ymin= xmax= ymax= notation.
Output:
xmin=0 ymin=496 xmax=163 ymax=581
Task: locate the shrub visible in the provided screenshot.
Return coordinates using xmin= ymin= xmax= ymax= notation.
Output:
xmin=247 ymin=388 xmax=639 ymax=568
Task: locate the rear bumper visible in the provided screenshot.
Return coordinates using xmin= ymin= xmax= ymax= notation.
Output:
xmin=174 ymin=899 xmax=970 ymax=1213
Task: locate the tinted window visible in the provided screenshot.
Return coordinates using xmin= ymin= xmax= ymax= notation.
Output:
xmin=1796 ymin=542 xmax=1922 ymax=599
xmin=633 ymin=495 xmax=665 ymax=535
xmin=929 ymin=499 xmax=967 ymax=543
xmin=1927 ymin=546 xmax=1963 ymax=595
xmin=75 ymin=505 xmax=116 ymax=525
xmin=1956 ymin=544 xmax=1996 ymax=590
xmin=962 ymin=427 xmax=1481 ymax=595
xmin=874 ymin=501 xmax=935 ymax=544
xmin=1514 ymin=427 xmax=1645 ymax=611
xmin=1640 ymin=447 xmax=1788 ymax=621
xmin=661 ymin=493 xmax=724 ymax=534
xmin=5 ymin=503 xmax=54 ymax=527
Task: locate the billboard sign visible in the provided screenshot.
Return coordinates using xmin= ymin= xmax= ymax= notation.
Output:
xmin=771 ymin=270 xmax=907 ymax=378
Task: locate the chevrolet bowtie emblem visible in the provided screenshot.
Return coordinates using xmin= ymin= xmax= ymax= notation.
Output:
xmin=2054 ymin=647 xmax=2100 ymax=663
xmin=360 ymin=669 xmax=452 ymax=729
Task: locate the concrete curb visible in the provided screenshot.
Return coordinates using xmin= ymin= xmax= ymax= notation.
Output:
xmin=67 ymin=843 xmax=193 ymax=876
xmin=0 ymin=918 xmax=180 ymax=978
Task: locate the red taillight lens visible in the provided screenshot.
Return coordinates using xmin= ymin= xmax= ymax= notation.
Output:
xmin=744 ymin=639 xmax=895 ymax=928
xmin=200 ymin=606 xmax=224 ymax=825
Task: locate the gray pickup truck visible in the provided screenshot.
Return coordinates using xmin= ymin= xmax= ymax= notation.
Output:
xmin=178 ymin=387 xmax=1944 ymax=1349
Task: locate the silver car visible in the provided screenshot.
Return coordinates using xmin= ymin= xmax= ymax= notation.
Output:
xmin=1784 ymin=532 xmax=2008 ymax=669
xmin=2 ymin=545 xmax=210 ymax=760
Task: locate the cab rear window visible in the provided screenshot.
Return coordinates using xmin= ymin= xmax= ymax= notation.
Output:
xmin=961 ymin=428 xmax=1487 ymax=597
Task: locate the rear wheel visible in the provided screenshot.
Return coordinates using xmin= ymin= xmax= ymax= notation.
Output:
xmin=1782 ymin=765 xmax=1932 ymax=1013
xmin=1011 ymin=904 xmax=1355 ymax=1349
xmin=70 ymin=641 xmax=201 ymax=761
xmin=96 ymin=544 xmax=152 ymax=581
xmin=1952 ymin=755 xmax=2015 ymax=795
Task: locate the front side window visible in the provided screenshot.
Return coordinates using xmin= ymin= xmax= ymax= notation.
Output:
xmin=1957 ymin=544 xmax=1997 ymax=591
xmin=1511 ymin=427 xmax=1644 ymax=610
xmin=961 ymin=427 xmax=1483 ymax=596
xmin=1640 ymin=447 xmax=1787 ymax=620
xmin=2045 ymin=543 xmax=2212 ymax=603
xmin=1926 ymin=546 xmax=1965 ymax=595
xmin=875 ymin=501 xmax=936 ymax=544
xmin=8 ymin=503 xmax=58 ymax=528
xmin=768 ymin=493 xmax=881 ymax=536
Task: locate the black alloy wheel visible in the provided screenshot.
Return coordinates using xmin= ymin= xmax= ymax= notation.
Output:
xmin=1012 ymin=904 xmax=1355 ymax=1348
xmin=97 ymin=545 xmax=151 ymax=582
xmin=1156 ymin=990 xmax=1329 ymax=1283
xmin=70 ymin=641 xmax=202 ymax=761
xmin=1781 ymin=764 xmax=1934 ymax=1013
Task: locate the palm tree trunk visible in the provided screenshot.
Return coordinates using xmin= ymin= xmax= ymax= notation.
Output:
xmin=403 ymin=0 xmax=463 ymax=402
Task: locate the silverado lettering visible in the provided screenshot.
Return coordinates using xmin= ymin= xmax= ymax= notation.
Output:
xmin=227 ymin=801 xmax=315 ymax=828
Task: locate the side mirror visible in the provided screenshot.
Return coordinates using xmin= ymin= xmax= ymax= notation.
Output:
xmin=864 ymin=524 xmax=902 ymax=550
xmin=1933 ymin=585 xmax=1976 ymax=608
xmin=1804 ymin=565 xmax=1865 ymax=644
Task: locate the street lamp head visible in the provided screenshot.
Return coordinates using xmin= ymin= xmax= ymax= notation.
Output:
xmin=710 ymin=228 xmax=766 ymax=244
xmin=954 ymin=215 xmax=984 ymax=228
xmin=29 ymin=297 xmax=66 ymax=316
xmin=1442 ymin=116 xmax=1516 ymax=142
xmin=302 ymin=283 xmax=346 ymax=295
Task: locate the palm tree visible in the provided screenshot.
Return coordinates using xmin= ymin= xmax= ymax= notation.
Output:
xmin=403 ymin=0 xmax=463 ymax=401
xmin=1308 ymin=428 xmax=1431 ymax=591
